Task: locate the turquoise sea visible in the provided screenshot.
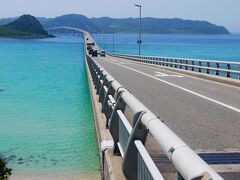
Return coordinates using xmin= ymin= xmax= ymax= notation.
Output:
xmin=0 ymin=33 xmax=240 ymax=179
xmin=0 ymin=36 xmax=100 ymax=179
xmin=94 ymin=33 xmax=240 ymax=62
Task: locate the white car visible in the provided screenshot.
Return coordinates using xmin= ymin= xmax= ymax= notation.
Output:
xmin=100 ymin=50 xmax=106 ymax=57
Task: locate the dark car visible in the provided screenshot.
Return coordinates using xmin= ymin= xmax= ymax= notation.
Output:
xmin=87 ymin=42 xmax=95 ymax=46
xmin=88 ymin=49 xmax=94 ymax=55
xmin=87 ymin=45 xmax=92 ymax=50
xmin=92 ymin=49 xmax=98 ymax=57
xmin=100 ymin=50 xmax=106 ymax=57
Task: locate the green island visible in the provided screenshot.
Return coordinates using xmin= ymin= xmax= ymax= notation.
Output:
xmin=0 ymin=15 xmax=52 ymax=38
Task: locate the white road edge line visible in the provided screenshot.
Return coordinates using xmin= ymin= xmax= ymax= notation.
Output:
xmin=99 ymin=57 xmax=240 ymax=113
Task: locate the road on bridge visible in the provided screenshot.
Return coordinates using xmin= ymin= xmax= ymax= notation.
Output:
xmin=93 ymin=55 xmax=240 ymax=152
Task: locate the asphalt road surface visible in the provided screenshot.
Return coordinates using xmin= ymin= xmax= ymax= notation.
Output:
xmin=93 ymin=55 xmax=240 ymax=152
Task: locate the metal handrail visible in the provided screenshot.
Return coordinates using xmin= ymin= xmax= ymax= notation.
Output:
xmin=108 ymin=53 xmax=240 ymax=79
xmin=109 ymin=53 xmax=240 ymax=65
xmin=85 ymin=53 xmax=223 ymax=180
xmin=86 ymin=55 xmax=163 ymax=179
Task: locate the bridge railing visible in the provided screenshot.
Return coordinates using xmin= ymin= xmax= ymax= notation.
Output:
xmin=108 ymin=53 xmax=240 ymax=80
xmin=86 ymin=54 xmax=223 ymax=180
xmin=87 ymin=55 xmax=164 ymax=179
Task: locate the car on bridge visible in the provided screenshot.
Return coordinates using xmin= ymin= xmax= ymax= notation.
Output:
xmin=87 ymin=42 xmax=95 ymax=46
xmin=88 ymin=48 xmax=94 ymax=55
xmin=92 ymin=49 xmax=98 ymax=57
xmin=100 ymin=50 xmax=106 ymax=57
xmin=87 ymin=45 xmax=92 ymax=50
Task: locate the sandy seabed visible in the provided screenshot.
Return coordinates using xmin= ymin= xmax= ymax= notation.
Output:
xmin=10 ymin=172 xmax=101 ymax=180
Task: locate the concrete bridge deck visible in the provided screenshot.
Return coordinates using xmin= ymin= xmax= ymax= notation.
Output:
xmin=82 ymin=31 xmax=240 ymax=179
xmin=92 ymin=54 xmax=240 ymax=152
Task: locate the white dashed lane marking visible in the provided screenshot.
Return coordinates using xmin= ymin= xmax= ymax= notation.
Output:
xmin=154 ymin=71 xmax=184 ymax=78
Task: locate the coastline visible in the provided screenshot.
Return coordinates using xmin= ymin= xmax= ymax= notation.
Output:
xmin=10 ymin=172 xmax=101 ymax=180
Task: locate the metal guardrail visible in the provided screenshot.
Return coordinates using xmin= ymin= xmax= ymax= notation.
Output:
xmin=87 ymin=55 xmax=163 ymax=179
xmin=108 ymin=53 xmax=240 ymax=80
xmin=86 ymin=54 xmax=223 ymax=180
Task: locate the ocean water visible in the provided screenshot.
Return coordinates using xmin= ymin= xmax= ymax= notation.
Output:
xmin=0 ymin=36 xmax=100 ymax=179
xmin=94 ymin=33 xmax=240 ymax=62
xmin=1 ymin=33 xmax=240 ymax=179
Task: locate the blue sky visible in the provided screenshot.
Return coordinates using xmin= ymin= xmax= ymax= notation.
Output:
xmin=0 ymin=0 xmax=239 ymax=32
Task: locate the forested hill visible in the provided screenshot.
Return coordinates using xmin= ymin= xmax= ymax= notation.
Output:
xmin=0 ymin=15 xmax=51 ymax=38
xmin=0 ymin=14 xmax=230 ymax=34
xmin=42 ymin=14 xmax=230 ymax=34
xmin=91 ymin=17 xmax=230 ymax=34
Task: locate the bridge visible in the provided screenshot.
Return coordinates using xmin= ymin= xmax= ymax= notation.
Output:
xmin=46 ymin=26 xmax=88 ymax=36
xmin=49 ymin=27 xmax=240 ymax=179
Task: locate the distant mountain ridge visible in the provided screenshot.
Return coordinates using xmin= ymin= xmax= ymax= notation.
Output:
xmin=0 ymin=17 xmax=18 ymax=25
xmin=0 ymin=14 xmax=230 ymax=34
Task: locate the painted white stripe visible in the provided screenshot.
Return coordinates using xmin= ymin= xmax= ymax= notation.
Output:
xmin=99 ymin=57 xmax=240 ymax=113
xmin=155 ymin=71 xmax=184 ymax=78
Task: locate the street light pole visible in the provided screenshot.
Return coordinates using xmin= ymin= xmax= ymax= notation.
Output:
xmin=103 ymin=32 xmax=106 ymax=50
xmin=135 ymin=4 xmax=142 ymax=58
xmin=113 ymin=32 xmax=115 ymax=54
